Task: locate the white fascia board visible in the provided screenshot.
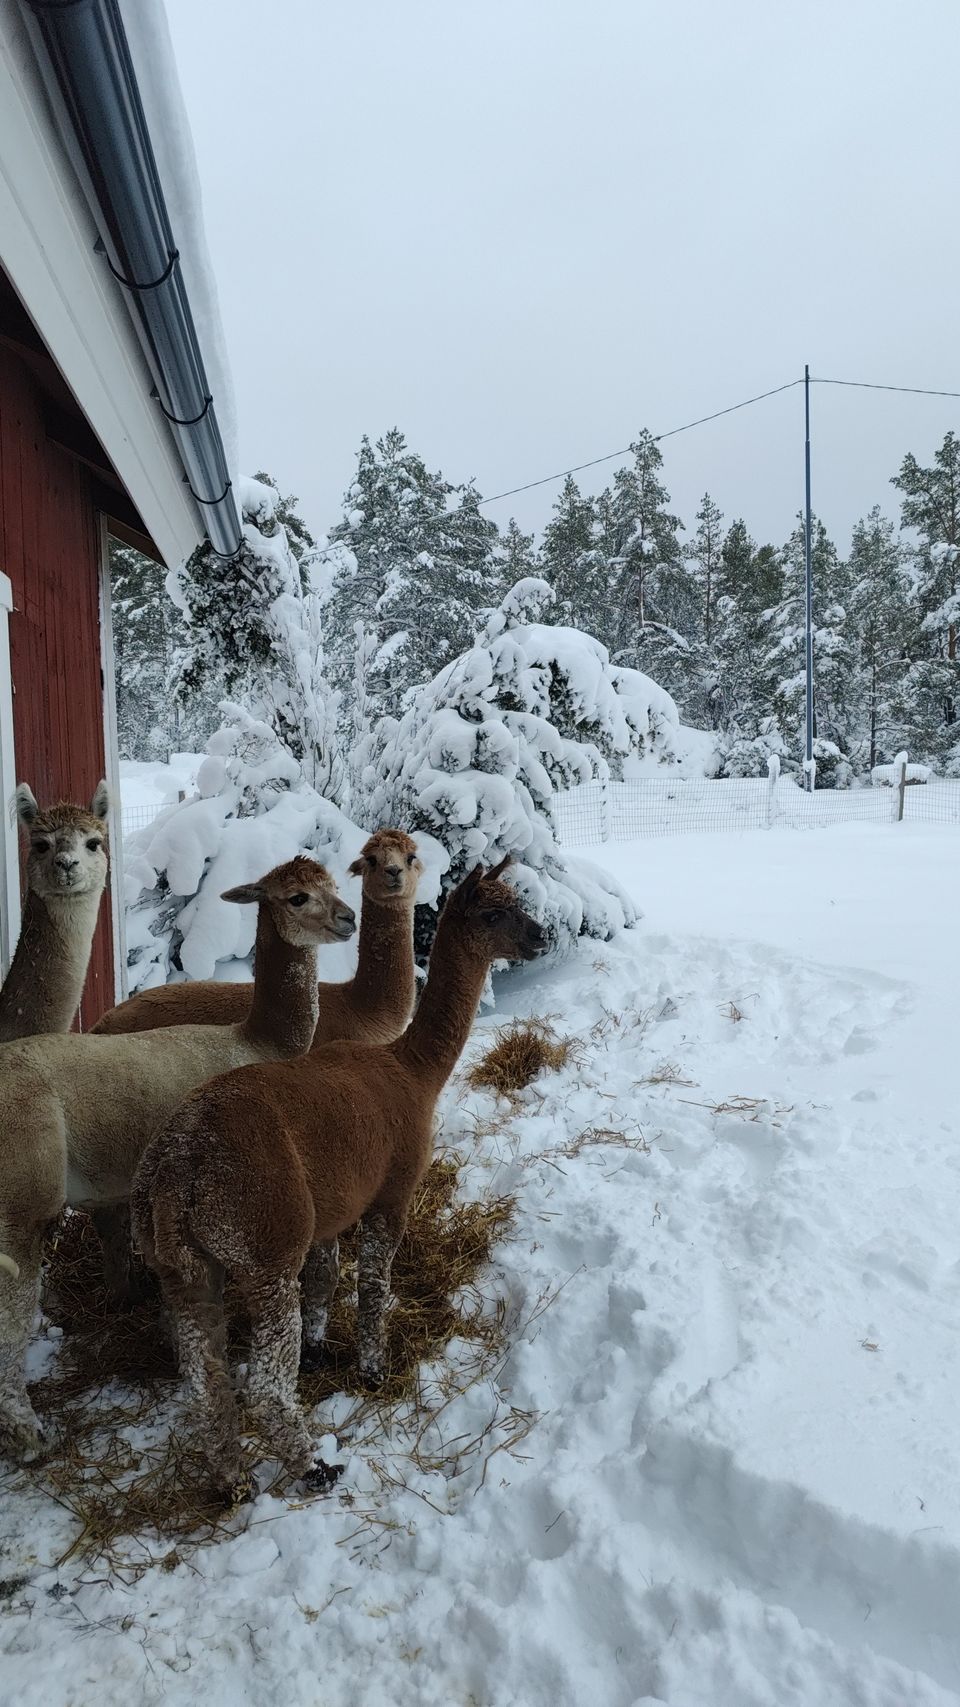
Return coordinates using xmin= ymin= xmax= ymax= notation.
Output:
xmin=0 ymin=6 xmax=206 ymax=570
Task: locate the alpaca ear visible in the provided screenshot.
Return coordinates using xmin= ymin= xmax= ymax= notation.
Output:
xmin=14 ymin=784 xmax=38 ymax=828
xmin=485 ymin=855 xmax=513 ymax=881
xmin=459 ymin=864 xmax=484 ymax=900
xmin=221 ymin=882 xmax=267 ymax=905
xmin=347 ymin=857 xmax=365 ymax=878
xmin=90 ymin=780 xmax=110 ymax=821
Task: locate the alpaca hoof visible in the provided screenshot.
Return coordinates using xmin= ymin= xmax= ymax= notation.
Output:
xmin=303 ymin=1458 xmax=344 ymax=1493
xmin=213 ymin=1469 xmax=253 ymax=1508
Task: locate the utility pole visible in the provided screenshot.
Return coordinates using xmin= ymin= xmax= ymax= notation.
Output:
xmin=804 ymin=364 xmax=814 ymax=791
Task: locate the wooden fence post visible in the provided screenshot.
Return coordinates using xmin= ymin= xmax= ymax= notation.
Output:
xmin=600 ymin=774 xmax=611 ymax=843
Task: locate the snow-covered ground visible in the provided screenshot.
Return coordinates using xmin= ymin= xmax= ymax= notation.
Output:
xmin=2 ymin=821 xmax=958 ymax=1705
xmin=118 ymin=755 xmax=204 ymax=831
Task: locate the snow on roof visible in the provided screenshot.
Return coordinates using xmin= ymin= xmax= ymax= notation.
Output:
xmin=118 ymin=0 xmax=238 ymax=483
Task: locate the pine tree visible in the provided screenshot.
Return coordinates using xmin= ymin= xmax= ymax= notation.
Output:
xmin=325 ymin=430 xmax=499 ymax=709
xmin=496 ymin=518 xmax=539 ymax=593
xmin=891 ymin=432 xmax=960 ymax=761
xmin=109 ymin=539 xmax=219 ymax=760
xmin=599 ymin=431 xmax=699 ymax=715
xmin=761 ymin=517 xmax=853 ymax=777
xmin=687 ymin=493 xmax=725 ymax=645
xmin=846 ymin=507 xmax=913 ymax=768
xmin=540 ymin=476 xmax=609 ymax=639
xmin=250 ymin=471 xmax=317 ymax=576
xmin=711 ymin=522 xmax=785 ymax=771
xmin=173 ymin=475 xmax=342 ymax=799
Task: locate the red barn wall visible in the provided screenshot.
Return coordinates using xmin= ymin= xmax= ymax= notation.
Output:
xmin=0 ymin=339 xmax=114 ymax=1026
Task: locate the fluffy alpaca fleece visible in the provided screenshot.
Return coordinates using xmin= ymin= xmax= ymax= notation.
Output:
xmin=131 ymin=860 xmax=549 ymax=1492
xmin=94 ymin=829 xmax=424 ymax=1046
xmin=0 ymin=783 xmax=109 ymax=1042
xmin=0 ymin=857 xmax=355 ymax=1461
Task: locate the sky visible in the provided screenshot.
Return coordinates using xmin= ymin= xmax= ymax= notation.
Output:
xmin=165 ymin=0 xmax=960 ymax=554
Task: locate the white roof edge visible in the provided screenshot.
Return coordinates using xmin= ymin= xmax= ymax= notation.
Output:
xmin=0 ymin=7 xmax=206 ymax=568
xmin=119 ymin=0 xmax=239 ymax=485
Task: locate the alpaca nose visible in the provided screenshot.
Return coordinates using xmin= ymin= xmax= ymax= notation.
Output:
xmin=526 ymin=921 xmax=548 ymax=949
xmin=55 ymin=854 xmax=79 ymax=872
xmin=385 ymin=866 xmax=402 ymax=887
xmin=334 ymin=904 xmax=356 ymax=937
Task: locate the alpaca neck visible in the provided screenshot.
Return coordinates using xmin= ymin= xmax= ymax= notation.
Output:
xmin=348 ymin=894 xmax=415 ymax=1018
xmin=0 ymin=883 xmax=104 ymax=1040
xmin=242 ymin=910 xmax=319 ymax=1055
xmin=396 ymin=917 xmax=488 ymax=1094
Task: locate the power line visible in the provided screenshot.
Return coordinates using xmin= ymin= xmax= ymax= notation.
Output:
xmin=479 ymin=377 xmax=802 ymax=508
xmin=655 ymin=378 xmax=804 ymax=441
xmin=426 ymin=371 xmax=960 ymax=522
xmin=813 ymin=376 xmax=960 ymax=401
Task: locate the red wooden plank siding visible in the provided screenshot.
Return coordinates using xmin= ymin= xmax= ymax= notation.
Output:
xmin=0 ymin=341 xmax=114 ymax=1026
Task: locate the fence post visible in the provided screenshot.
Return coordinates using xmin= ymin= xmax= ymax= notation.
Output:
xmin=600 ymin=774 xmax=611 ymax=843
xmin=766 ymin=754 xmax=780 ymax=828
xmin=893 ymin=750 xmax=908 ymax=824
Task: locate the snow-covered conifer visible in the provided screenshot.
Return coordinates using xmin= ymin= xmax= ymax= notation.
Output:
xmin=356 ymin=579 xmax=680 ymax=948
xmin=172 ymin=475 xmax=342 ymax=800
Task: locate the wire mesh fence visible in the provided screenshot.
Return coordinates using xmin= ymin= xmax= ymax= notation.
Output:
xmin=553 ymin=774 xmax=960 ymax=846
xmin=120 ymin=802 xmax=168 ymax=838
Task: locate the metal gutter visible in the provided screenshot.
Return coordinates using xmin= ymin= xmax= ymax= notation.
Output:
xmin=19 ymin=0 xmax=241 ymax=558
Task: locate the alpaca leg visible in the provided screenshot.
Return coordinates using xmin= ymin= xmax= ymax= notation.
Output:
xmin=300 ymin=1239 xmax=339 ymax=1367
xmin=243 ymin=1272 xmax=320 ymax=1479
xmin=163 ymin=1264 xmax=238 ymax=1491
xmin=356 ymin=1210 xmax=403 ymax=1387
xmin=91 ymin=1203 xmax=155 ymax=1309
xmin=0 ymin=1228 xmax=45 ymax=1460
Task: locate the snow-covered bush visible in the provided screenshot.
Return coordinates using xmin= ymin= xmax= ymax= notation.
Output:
xmin=122 ymin=703 xmax=446 ymax=992
xmin=811 ymin=736 xmax=854 ymax=790
xmin=355 ymin=580 xmax=680 ymax=948
xmin=718 ymin=717 xmax=787 ymax=779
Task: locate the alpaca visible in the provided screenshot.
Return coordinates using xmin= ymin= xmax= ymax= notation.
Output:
xmin=93 ymin=829 xmax=423 ymax=1047
xmin=0 ymin=857 xmax=355 ymax=1461
xmin=131 ymin=860 xmax=548 ymax=1492
xmin=0 ymin=782 xmax=110 ymax=1043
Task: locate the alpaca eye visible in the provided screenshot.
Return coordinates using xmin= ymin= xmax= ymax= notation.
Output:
xmin=33 ymin=839 xmax=50 ymax=854
xmin=406 ymin=853 xmax=416 ymax=866
xmin=481 ymin=908 xmax=504 ymax=924
xmin=288 ymin=893 xmax=309 ymax=908
xmin=86 ymin=839 xmax=102 ymax=852
xmin=367 ymin=855 xmax=377 ymax=868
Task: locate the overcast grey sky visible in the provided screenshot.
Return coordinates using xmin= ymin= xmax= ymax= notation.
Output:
xmin=166 ymin=0 xmax=959 ymax=553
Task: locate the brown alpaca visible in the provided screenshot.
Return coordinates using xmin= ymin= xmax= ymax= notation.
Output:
xmin=0 ymin=782 xmax=110 ymax=1043
xmin=0 ymin=857 xmax=355 ymax=1461
xmin=92 ymin=829 xmax=424 ymax=1047
xmin=131 ymin=860 xmax=548 ymax=1492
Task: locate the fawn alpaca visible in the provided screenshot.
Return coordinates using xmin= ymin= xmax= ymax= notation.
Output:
xmin=132 ymin=860 xmax=548 ymax=1491
xmin=93 ymin=829 xmax=424 ymax=1046
xmin=0 ymin=782 xmax=109 ymax=1042
xmin=0 ymin=858 xmax=354 ymax=1461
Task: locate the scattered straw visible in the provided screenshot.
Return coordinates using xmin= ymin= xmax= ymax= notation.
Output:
xmin=679 ymin=1094 xmax=792 ymax=1126
xmin=15 ymin=1160 xmax=515 ymax=1569
xmin=465 ymin=1020 xmax=577 ymax=1098
xmin=522 ymin=1125 xmax=650 ymax=1169
xmin=640 ymin=1062 xmax=696 ymax=1088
